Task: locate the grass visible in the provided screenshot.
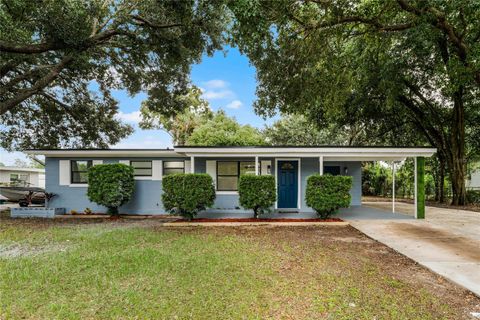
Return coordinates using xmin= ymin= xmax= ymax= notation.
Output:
xmin=0 ymin=219 xmax=477 ymax=319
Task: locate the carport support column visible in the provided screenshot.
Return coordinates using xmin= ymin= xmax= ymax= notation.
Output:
xmin=414 ymin=157 xmax=425 ymax=219
xmin=319 ymin=156 xmax=324 ymax=175
xmin=392 ymin=162 xmax=396 ymax=213
xmin=255 ymin=156 xmax=259 ymax=175
xmin=190 ymin=156 xmax=195 ymax=173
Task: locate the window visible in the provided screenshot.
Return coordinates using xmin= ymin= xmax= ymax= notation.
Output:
xmin=130 ymin=161 xmax=152 ymax=176
xmin=71 ymin=160 xmax=92 ymax=184
xmin=163 ymin=161 xmax=185 ymax=176
xmin=217 ymin=161 xmax=255 ymax=191
xmin=324 ymin=166 xmax=341 ymax=176
xmin=10 ymin=173 xmax=29 ymax=186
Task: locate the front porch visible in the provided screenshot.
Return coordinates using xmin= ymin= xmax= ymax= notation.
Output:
xmin=175 ymin=146 xmax=435 ymax=219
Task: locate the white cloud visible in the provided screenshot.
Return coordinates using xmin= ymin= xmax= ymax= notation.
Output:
xmin=203 ymin=79 xmax=228 ymax=89
xmin=200 ymin=79 xmax=235 ymax=100
xmin=202 ymin=89 xmax=234 ymax=100
xmin=226 ymin=100 xmax=242 ymax=109
xmin=117 ymin=111 xmax=142 ymax=124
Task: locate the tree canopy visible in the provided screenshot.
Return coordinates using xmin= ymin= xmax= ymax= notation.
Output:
xmin=264 ymin=114 xmax=369 ymax=146
xmin=229 ymin=0 xmax=480 ymax=204
xmin=187 ymin=110 xmax=264 ymax=146
xmin=0 ymin=0 xmax=229 ymax=150
xmin=139 ymin=86 xmax=213 ymax=146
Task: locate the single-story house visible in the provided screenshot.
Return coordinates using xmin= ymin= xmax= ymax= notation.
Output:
xmin=26 ymin=146 xmax=436 ymax=218
xmin=0 ymin=166 xmax=45 ymax=188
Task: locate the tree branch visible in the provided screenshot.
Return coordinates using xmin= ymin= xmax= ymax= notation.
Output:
xmin=311 ymin=15 xmax=415 ymax=32
xmin=0 ymin=56 xmax=73 ymax=115
xmin=131 ymin=15 xmax=183 ymax=29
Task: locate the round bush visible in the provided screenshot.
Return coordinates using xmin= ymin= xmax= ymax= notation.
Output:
xmin=87 ymin=163 xmax=135 ymax=215
xmin=305 ymin=174 xmax=353 ymax=219
xmin=162 ymin=173 xmax=215 ymax=220
xmin=239 ymin=175 xmax=276 ymax=218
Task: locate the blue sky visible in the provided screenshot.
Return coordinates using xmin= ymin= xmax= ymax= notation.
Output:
xmin=0 ymin=47 xmax=276 ymax=165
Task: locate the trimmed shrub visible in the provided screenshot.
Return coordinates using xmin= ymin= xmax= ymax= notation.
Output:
xmin=306 ymin=174 xmax=353 ymax=219
xmin=238 ymin=175 xmax=276 ymax=218
xmin=87 ymin=164 xmax=135 ymax=215
xmin=162 ymin=173 xmax=215 ymax=220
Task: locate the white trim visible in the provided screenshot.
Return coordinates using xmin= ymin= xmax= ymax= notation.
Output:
xmin=27 ymin=150 xmax=177 ymax=157
xmin=184 ymin=160 xmax=192 ymax=174
xmin=152 ymin=160 xmax=162 ymax=181
xmin=260 ymin=160 xmax=272 ymax=175
xmin=206 ymin=160 xmax=216 ymax=187
xmin=414 ymin=157 xmax=418 ymax=219
xmin=0 ymin=166 xmax=44 ymax=173
xmin=134 ymin=176 xmax=153 ymax=181
xmin=68 ymin=184 xmax=88 ymax=188
xmin=216 ymin=191 xmax=238 ymax=195
xmin=59 ymin=160 xmax=70 ymax=186
xmin=275 ymin=158 xmax=301 ymax=209
xmin=27 ymin=147 xmax=437 ymax=159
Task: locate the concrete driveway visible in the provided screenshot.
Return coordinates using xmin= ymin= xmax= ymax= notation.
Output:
xmin=349 ymin=202 xmax=480 ymax=297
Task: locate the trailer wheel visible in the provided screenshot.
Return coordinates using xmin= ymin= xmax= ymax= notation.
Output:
xmin=19 ymin=200 xmax=29 ymax=207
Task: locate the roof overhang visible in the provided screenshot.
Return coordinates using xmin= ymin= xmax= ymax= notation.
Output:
xmin=174 ymin=146 xmax=437 ymax=161
xmin=24 ymin=149 xmax=179 ymax=158
xmin=25 ymin=146 xmax=437 ymax=161
xmin=0 ymin=166 xmax=45 ymax=173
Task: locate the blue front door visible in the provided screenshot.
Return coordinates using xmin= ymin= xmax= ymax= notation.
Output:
xmin=277 ymin=161 xmax=298 ymax=208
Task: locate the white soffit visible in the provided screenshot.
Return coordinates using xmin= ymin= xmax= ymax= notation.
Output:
xmin=25 ymin=147 xmax=437 ymax=160
xmin=25 ymin=149 xmax=179 ymax=157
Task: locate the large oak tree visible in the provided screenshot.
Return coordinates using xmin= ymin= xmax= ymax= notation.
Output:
xmin=229 ymin=0 xmax=480 ymax=205
xmin=0 ymin=0 xmax=228 ymax=150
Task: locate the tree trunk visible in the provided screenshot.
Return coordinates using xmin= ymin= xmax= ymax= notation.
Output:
xmin=438 ymin=158 xmax=446 ymax=203
xmin=253 ymin=206 xmax=259 ymax=219
xmin=433 ymin=154 xmax=446 ymax=203
xmin=448 ymin=87 xmax=467 ymax=205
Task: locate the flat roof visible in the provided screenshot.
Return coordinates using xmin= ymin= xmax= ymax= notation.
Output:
xmin=24 ymin=146 xmax=436 ymax=161
xmin=0 ymin=166 xmax=45 ymax=173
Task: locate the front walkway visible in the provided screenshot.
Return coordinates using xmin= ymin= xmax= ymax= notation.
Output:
xmin=351 ymin=202 xmax=480 ymax=297
xmin=197 ymin=205 xmax=411 ymax=220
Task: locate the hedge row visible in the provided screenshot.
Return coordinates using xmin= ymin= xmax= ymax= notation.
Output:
xmin=86 ymin=166 xmax=354 ymax=219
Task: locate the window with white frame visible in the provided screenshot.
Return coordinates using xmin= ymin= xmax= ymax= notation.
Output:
xmin=216 ymin=161 xmax=256 ymax=191
xmin=130 ymin=161 xmax=153 ymax=177
xmin=163 ymin=161 xmax=185 ymax=176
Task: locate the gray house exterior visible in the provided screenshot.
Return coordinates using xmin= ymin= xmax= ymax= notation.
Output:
xmin=27 ymin=146 xmax=436 ymax=217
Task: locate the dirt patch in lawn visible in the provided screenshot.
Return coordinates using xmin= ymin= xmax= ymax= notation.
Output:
xmin=0 ymin=243 xmax=69 ymax=259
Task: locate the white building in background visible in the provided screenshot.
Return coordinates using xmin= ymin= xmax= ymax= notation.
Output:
xmin=467 ymin=169 xmax=480 ymax=190
xmin=0 ymin=166 xmax=45 ymax=188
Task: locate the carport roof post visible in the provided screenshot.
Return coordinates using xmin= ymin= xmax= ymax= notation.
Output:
xmin=415 ymin=157 xmax=426 ymax=219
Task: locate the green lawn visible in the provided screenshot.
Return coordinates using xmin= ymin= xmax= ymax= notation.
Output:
xmin=0 ymin=219 xmax=477 ymax=319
